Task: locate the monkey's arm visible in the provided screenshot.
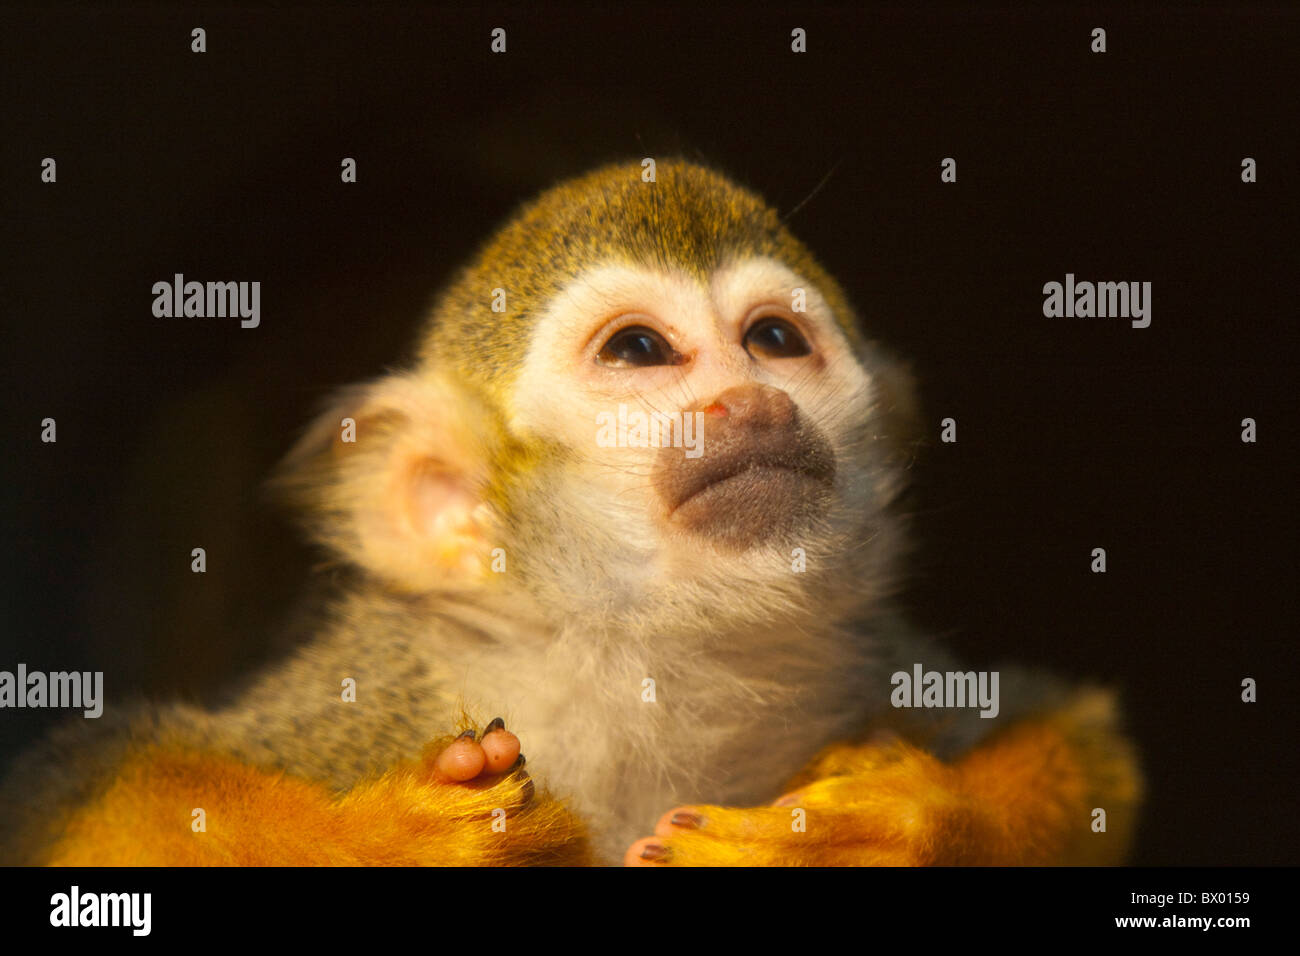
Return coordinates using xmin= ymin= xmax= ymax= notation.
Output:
xmin=626 ymin=688 xmax=1141 ymax=866
xmin=34 ymin=739 xmax=590 ymax=867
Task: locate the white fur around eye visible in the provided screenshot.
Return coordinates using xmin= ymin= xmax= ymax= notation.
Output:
xmin=510 ymin=257 xmax=863 ymax=444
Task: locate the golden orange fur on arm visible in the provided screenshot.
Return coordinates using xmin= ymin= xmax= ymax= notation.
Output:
xmin=627 ymin=689 xmax=1141 ymax=866
xmin=40 ymin=739 xmax=591 ymax=867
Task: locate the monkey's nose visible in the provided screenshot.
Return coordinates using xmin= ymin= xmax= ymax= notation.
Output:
xmin=696 ymin=384 xmax=796 ymax=427
xmin=653 ymin=381 xmax=835 ymax=550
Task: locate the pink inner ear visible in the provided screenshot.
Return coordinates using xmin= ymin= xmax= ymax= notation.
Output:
xmin=407 ymin=459 xmax=477 ymax=536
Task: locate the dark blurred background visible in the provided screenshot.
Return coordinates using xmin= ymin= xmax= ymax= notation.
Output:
xmin=1 ymin=4 xmax=1296 ymax=864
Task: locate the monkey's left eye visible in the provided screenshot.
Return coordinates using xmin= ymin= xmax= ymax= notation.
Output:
xmin=596 ymin=325 xmax=684 ymax=368
xmin=744 ymin=317 xmax=812 ymax=359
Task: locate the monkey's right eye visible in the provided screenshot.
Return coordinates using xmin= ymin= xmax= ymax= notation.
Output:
xmin=596 ymin=326 xmax=684 ymax=368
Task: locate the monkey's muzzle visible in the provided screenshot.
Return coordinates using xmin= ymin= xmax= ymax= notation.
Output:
xmin=653 ymin=384 xmax=836 ymax=550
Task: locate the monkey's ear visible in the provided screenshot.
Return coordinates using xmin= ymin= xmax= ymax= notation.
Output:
xmin=271 ymin=371 xmax=496 ymax=593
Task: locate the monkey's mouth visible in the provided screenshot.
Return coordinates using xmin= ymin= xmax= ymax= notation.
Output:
xmin=670 ymin=455 xmax=834 ymax=513
xmin=657 ymin=443 xmax=837 ymax=549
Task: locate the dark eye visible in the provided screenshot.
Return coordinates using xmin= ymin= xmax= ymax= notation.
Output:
xmin=596 ymin=325 xmax=683 ymax=368
xmin=744 ymin=316 xmax=812 ymax=359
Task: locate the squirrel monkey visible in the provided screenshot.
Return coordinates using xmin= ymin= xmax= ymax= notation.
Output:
xmin=0 ymin=159 xmax=1141 ymax=866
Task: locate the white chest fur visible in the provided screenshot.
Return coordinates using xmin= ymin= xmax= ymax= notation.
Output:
xmin=446 ymin=617 xmax=882 ymax=862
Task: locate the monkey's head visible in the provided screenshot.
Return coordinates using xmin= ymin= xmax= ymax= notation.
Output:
xmin=280 ymin=160 xmax=920 ymax=635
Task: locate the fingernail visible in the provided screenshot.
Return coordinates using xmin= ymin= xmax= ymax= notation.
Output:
xmin=484 ymin=717 xmax=506 ymax=734
xmin=670 ymin=811 xmax=703 ymax=829
xmin=457 ymin=729 xmax=477 ymax=741
xmin=640 ymin=843 xmax=672 ymax=862
xmin=511 ymin=753 xmax=527 ymax=771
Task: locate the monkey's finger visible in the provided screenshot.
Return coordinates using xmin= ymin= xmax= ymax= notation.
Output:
xmin=431 ymin=731 xmax=486 ymax=783
xmin=649 ymin=804 xmax=812 ymax=846
xmin=653 ymin=806 xmax=706 ymax=837
xmin=479 ymin=724 xmax=521 ymax=773
xmin=624 ymin=836 xmax=672 ymax=866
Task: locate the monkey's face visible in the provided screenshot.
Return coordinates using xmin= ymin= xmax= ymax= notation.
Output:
xmin=280 ymin=162 xmax=917 ymax=629
xmin=497 ymin=255 xmax=912 ymax=628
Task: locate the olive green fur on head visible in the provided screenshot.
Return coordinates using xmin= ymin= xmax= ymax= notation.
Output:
xmin=419 ymin=158 xmax=866 ymax=399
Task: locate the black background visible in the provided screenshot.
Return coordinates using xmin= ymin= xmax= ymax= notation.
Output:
xmin=1 ymin=3 xmax=1296 ymax=865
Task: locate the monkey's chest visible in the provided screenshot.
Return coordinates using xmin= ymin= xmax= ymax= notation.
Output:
xmin=488 ymin=660 xmax=859 ymax=863
xmin=379 ymin=620 xmax=881 ymax=863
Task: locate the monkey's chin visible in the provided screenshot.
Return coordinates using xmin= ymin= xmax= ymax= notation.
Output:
xmin=668 ymin=465 xmax=833 ymax=551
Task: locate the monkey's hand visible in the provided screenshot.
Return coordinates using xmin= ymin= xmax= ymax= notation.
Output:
xmin=41 ymin=719 xmax=591 ymax=866
xmin=624 ymin=689 xmax=1141 ymax=866
xmin=331 ymin=717 xmax=591 ymax=866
